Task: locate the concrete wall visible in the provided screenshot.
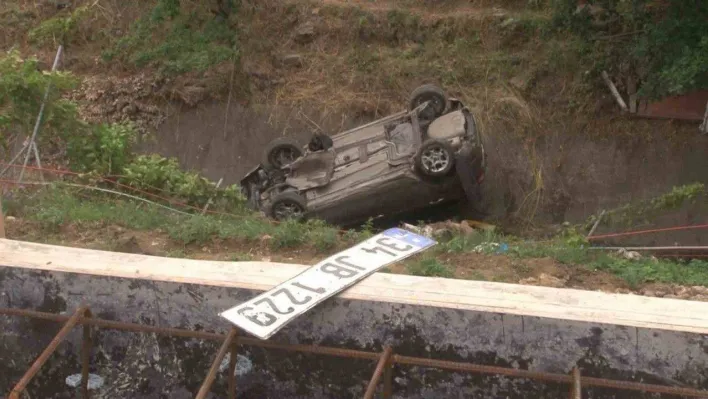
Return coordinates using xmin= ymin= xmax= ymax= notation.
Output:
xmin=2 ymin=240 xmax=708 ymax=398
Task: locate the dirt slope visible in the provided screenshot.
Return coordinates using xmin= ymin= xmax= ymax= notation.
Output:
xmin=1 ymin=1 xmax=707 ymax=248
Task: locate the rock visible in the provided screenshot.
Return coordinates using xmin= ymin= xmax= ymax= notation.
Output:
xmin=520 ymin=273 xmax=567 ymax=288
xmin=500 ymin=17 xmax=517 ymax=28
xmin=294 ymin=21 xmax=316 ymax=43
xmin=617 ymin=248 xmax=642 ymax=260
xmin=114 ymin=236 xmax=144 ymax=255
xmin=675 ymin=286 xmax=692 ymax=299
xmin=280 ymin=54 xmax=304 ymax=68
xmin=510 ymin=75 xmax=530 ymax=92
xmin=5 ymin=216 xmax=16 ymax=222
xmin=459 ymin=220 xmax=475 ymax=236
xmin=692 ymin=286 xmax=708 ymax=296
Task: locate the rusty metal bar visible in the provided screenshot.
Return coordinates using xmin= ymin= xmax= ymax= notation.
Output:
xmin=394 ymin=354 xmax=571 ymax=383
xmin=8 ymin=307 xmax=86 ymax=398
xmin=582 ymin=376 xmax=708 ymax=397
xmin=2 ymin=307 xmax=708 ymax=398
xmin=383 ymin=353 xmax=393 ymax=399
xmin=241 ymin=338 xmax=379 ymax=361
xmin=81 ymin=309 xmax=93 ymax=398
xmin=196 ymin=328 xmax=239 ymax=399
xmin=228 ymin=339 xmax=239 ymax=399
xmin=364 ymin=346 xmax=393 ymax=399
xmin=570 ymin=367 xmax=581 ymax=399
xmin=393 ymin=355 xmax=708 ymax=398
xmin=0 ymin=194 xmax=5 ymax=238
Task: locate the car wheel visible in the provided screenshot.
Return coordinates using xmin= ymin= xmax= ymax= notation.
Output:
xmin=268 ymin=191 xmax=307 ymax=221
xmin=409 ymin=84 xmax=448 ymax=120
xmin=263 ymin=138 xmax=303 ymax=169
xmin=414 ymin=139 xmax=455 ymax=178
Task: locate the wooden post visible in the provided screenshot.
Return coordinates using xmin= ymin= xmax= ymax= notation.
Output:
xmin=601 ymin=71 xmax=628 ymax=112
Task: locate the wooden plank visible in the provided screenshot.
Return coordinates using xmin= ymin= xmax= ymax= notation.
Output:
xmin=0 ymin=195 xmax=5 ymax=239
xmin=2 ymin=239 xmax=708 ymax=334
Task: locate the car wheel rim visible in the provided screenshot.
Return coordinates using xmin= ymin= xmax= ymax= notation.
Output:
xmin=421 ymin=146 xmax=450 ymax=173
xmin=417 ymin=95 xmax=443 ymax=115
xmin=274 ymin=201 xmax=303 ymax=219
xmin=272 ymin=148 xmax=298 ymax=168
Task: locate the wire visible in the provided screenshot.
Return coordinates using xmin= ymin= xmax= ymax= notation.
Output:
xmin=588 ymin=224 xmax=708 ymax=240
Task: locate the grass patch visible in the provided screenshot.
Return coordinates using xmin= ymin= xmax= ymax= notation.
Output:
xmin=229 ymin=253 xmax=253 ymax=262
xmin=102 ymin=1 xmax=239 ymax=74
xmin=511 ymin=239 xmax=708 ymax=288
xmin=407 ymin=257 xmax=453 ymax=278
xmin=18 ymin=186 xmax=347 ymax=250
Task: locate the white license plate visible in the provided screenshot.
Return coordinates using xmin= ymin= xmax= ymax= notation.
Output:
xmin=220 ymin=228 xmax=436 ymax=339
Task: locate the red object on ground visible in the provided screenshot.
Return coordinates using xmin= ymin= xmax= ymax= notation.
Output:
xmin=636 ymin=90 xmax=708 ymax=121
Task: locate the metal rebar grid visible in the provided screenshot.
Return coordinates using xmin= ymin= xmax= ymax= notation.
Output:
xmin=196 ymin=328 xmax=238 ymax=399
xmin=8 ymin=307 xmax=89 ymax=399
xmin=2 ymin=306 xmax=708 ymax=398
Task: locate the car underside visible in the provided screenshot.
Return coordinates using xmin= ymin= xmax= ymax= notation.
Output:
xmin=240 ymin=85 xmax=487 ymax=226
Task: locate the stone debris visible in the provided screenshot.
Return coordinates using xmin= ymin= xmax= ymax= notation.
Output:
xmin=65 ymin=373 xmax=105 ymax=390
xmin=218 ymin=353 xmax=254 ymax=376
xmin=294 ymin=21 xmax=316 ymax=43
xmin=640 ymin=285 xmax=708 ymax=301
xmin=402 ymin=220 xmax=495 ymax=240
xmin=617 ymin=248 xmax=642 ymax=260
xmin=519 ymin=273 xmax=568 ymax=288
xmin=280 ymin=54 xmax=304 ymax=68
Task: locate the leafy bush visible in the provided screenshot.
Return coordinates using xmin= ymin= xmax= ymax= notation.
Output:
xmin=121 ymin=154 xmax=242 ymax=208
xmin=28 ymin=6 xmax=89 ymax=46
xmin=550 ymin=0 xmax=708 ymax=98
xmin=65 ymin=122 xmax=137 ymax=175
xmin=0 ymin=51 xmax=81 ymax=149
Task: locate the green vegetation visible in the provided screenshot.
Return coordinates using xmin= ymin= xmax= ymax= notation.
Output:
xmin=586 ymin=183 xmax=707 ymax=229
xmin=102 ymin=0 xmax=240 ymax=74
xmin=28 ymin=6 xmax=89 ymax=46
xmin=407 ymin=257 xmax=454 ymax=278
xmin=0 ymin=50 xmax=240 ymax=209
xmin=0 ymin=51 xmax=81 ymax=149
xmin=15 ymin=186 xmax=354 ymax=249
xmin=511 ymin=239 xmax=708 ymax=288
xmin=551 ymin=0 xmax=708 ymax=99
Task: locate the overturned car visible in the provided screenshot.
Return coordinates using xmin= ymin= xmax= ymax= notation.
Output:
xmin=240 ymin=85 xmax=487 ymax=226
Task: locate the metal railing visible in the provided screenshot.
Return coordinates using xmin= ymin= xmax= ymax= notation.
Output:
xmin=1 ymin=306 xmax=707 ymax=398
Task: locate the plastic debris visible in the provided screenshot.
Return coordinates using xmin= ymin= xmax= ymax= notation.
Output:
xmin=617 ymin=248 xmax=642 ymax=260
xmin=65 ymin=373 xmax=105 ymax=390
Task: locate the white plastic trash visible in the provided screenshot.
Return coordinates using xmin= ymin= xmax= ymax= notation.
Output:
xmin=65 ymin=373 xmax=105 ymax=390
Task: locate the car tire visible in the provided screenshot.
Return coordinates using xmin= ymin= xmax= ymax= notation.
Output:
xmin=414 ymin=139 xmax=455 ymax=178
xmin=263 ymin=138 xmax=303 ymax=169
xmin=268 ymin=191 xmax=307 ymax=221
xmin=409 ymin=84 xmax=448 ymax=120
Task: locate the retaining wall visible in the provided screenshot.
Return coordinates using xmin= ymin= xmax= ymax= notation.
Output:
xmin=1 ymin=239 xmax=708 ymax=398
